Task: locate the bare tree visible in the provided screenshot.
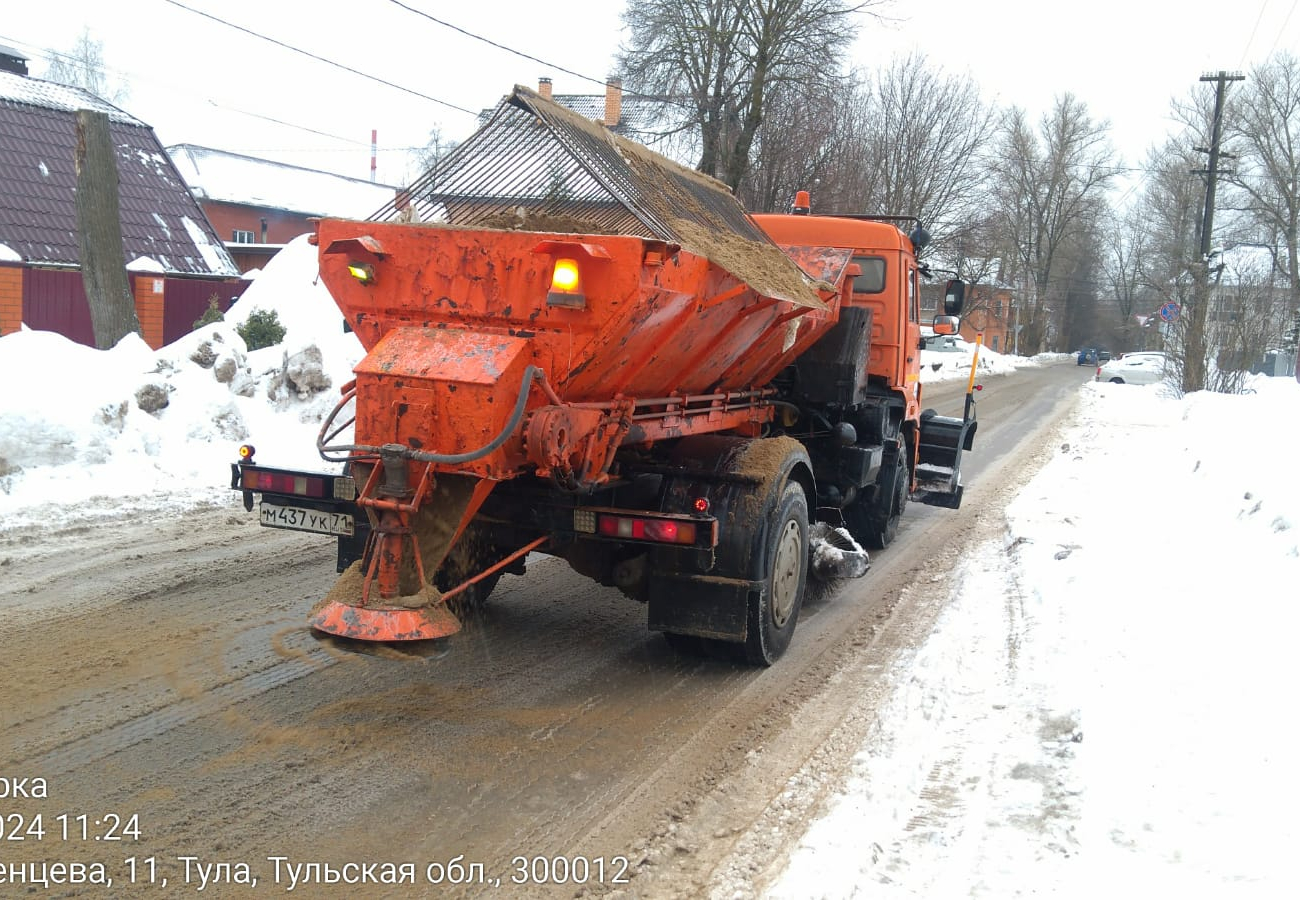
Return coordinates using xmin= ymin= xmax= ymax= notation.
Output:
xmin=619 ymin=0 xmax=881 ymax=191
xmin=44 ymin=28 xmax=129 ymax=104
xmin=1103 ymin=206 xmax=1147 ymax=323
xmin=1225 ymin=52 xmax=1300 ymax=325
xmin=1206 ymin=250 xmax=1291 ymax=390
xmin=837 ymin=55 xmax=994 ymax=233
xmin=1123 ymin=138 xmax=1209 ymax=389
xmin=410 ymin=126 xmax=458 ymax=183
xmin=1135 ymin=140 xmax=1205 ymax=285
xmin=987 ymin=95 xmax=1117 ymax=352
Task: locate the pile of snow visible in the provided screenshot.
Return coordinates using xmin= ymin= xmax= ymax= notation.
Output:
xmin=771 ymin=374 xmax=1300 ymax=897
xmin=0 ymin=236 xmax=363 ymax=526
xmin=920 ymin=342 xmax=1062 ymax=384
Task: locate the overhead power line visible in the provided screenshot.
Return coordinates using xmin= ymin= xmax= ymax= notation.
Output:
xmin=385 ymin=0 xmax=609 ymax=90
xmin=1271 ymin=0 xmax=1300 ymax=55
xmin=384 ymin=0 xmax=693 ymax=111
xmin=0 ymin=32 xmax=372 ymax=148
xmin=161 ymin=0 xmax=478 ymax=116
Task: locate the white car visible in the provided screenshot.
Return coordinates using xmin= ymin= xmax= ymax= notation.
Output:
xmin=922 ymin=334 xmax=969 ymax=353
xmin=1097 ymin=351 xmax=1171 ymax=385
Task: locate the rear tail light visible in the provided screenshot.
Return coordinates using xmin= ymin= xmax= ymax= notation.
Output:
xmin=242 ymin=469 xmax=327 ymax=498
xmin=596 ymin=514 xmax=698 ymax=545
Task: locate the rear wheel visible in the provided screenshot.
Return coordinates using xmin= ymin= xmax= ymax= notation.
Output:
xmin=744 ymin=480 xmax=809 ymax=666
xmin=847 ymin=445 xmax=908 ymax=550
xmin=433 ymin=523 xmax=505 ymax=616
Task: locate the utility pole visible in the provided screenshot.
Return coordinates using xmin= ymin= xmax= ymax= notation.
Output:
xmin=1185 ymin=70 xmax=1244 ymax=393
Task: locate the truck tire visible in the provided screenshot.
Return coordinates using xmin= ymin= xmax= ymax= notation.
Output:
xmin=846 ymin=446 xmax=907 ymax=550
xmin=744 ymin=480 xmax=809 ymax=665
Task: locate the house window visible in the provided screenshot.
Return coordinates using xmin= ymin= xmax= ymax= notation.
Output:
xmin=232 ymin=229 xmax=255 ymax=243
xmin=991 ymin=335 xmax=999 ymax=352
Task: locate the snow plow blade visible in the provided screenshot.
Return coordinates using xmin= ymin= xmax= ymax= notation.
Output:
xmin=914 ymin=411 xmax=977 ymax=509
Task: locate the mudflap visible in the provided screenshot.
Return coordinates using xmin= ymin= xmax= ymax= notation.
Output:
xmin=915 ymin=411 xmax=977 ymax=509
xmin=647 ymin=574 xmax=753 ymax=641
xmin=647 ymin=434 xmax=813 ymax=646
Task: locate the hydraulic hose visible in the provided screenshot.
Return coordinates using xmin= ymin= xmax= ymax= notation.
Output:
xmin=318 ymin=365 xmax=545 ymax=465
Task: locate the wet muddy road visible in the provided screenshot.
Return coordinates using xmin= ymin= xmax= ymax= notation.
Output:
xmin=0 ymin=363 xmax=1091 ymax=898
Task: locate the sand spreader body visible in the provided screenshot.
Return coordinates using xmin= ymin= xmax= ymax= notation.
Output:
xmin=232 ymin=86 xmax=976 ymax=665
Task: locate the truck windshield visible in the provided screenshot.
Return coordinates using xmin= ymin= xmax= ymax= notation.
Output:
xmin=851 ymin=256 xmax=885 ymax=294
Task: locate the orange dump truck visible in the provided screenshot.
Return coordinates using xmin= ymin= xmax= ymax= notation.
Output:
xmin=232 ymin=87 xmax=975 ymax=664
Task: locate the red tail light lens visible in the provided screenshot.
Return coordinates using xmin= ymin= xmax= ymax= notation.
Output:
xmin=242 ymin=469 xmax=326 ymax=498
xmin=596 ymin=514 xmax=697 ymax=545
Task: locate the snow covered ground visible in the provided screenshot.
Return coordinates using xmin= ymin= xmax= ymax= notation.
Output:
xmin=770 ymin=375 xmax=1300 ymax=898
xmin=1 ymin=240 xmax=1296 ymax=897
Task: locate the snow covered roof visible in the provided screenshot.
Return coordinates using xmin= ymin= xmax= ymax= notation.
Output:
xmin=0 ymin=72 xmax=238 ymax=277
xmin=166 ymin=144 xmax=399 ymax=219
xmin=0 ymin=67 xmax=142 ymax=125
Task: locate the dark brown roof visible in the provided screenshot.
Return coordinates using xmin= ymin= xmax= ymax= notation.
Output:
xmin=0 ymin=70 xmax=237 ymax=277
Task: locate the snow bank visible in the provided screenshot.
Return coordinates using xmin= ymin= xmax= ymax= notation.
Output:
xmin=770 ymin=374 xmax=1300 ymax=898
xmin=0 ymin=236 xmax=363 ymax=524
xmin=919 ymin=343 xmax=1057 ymax=384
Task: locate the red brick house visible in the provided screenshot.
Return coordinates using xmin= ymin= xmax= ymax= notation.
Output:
xmin=0 ymin=47 xmax=247 ymax=349
xmin=921 ymin=279 xmax=1019 ymax=355
xmin=958 ymin=283 xmax=1017 ymax=355
xmin=166 ymin=145 xmax=400 ymax=274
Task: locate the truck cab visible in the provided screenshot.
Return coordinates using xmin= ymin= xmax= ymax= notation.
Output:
xmin=752 ymin=212 xmax=925 ymax=423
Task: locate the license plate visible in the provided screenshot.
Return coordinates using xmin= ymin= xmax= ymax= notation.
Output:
xmin=259 ymin=502 xmax=354 ymax=537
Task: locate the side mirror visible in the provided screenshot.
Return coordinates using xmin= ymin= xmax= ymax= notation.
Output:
xmin=944 ymin=279 xmax=966 ymax=316
xmin=932 ymin=315 xmax=960 ymax=335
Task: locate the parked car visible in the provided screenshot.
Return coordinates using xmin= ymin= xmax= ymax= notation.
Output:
xmin=1096 ymin=351 xmax=1170 ymax=385
xmin=1077 ymin=348 xmax=1112 ymax=365
xmin=923 ymin=334 xmax=969 ymax=353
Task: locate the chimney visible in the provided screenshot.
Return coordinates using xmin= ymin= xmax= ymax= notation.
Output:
xmin=0 ymin=45 xmax=29 ymax=77
xmin=538 ymin=77 xmax=553 ymax=99
xmin=604 ymin=77 xmax=622 ymax=127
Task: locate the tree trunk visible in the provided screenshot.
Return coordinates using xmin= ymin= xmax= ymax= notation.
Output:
xmin=75 ymin=109 xmax=140 ymax=349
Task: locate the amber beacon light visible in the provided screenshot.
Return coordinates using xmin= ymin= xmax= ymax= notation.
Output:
xmin=547 ymin=258 xmax=584 ymax=307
